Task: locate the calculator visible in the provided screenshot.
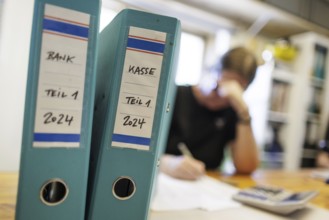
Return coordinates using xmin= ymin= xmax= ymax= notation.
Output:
xmin=232 ymin=185 xmax=318 ymax=214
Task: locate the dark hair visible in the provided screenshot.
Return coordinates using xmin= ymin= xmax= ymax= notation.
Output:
xmin=221 ymin=47 xmax=258 ymax=85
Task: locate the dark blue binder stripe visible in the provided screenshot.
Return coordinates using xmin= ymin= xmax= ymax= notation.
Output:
xmin=43 ymin=17 xmax=89 ymax=40
xmin=112 ymin=133 xmax=151 ymax=146
xmin=127 ymin=36 xmax=165 ymax=55
xmin=34 ymin=133 xmax=80 ymax=142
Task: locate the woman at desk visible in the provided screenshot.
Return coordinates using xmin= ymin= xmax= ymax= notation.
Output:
xmin=160 ymin=46 xmax=259 ymax=180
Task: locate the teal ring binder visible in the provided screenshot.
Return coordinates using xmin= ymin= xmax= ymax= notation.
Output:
xmin=16 ymin=1 xmax=100 ymax=219
xmin=86 ymin=9 xmax=181 ymax=220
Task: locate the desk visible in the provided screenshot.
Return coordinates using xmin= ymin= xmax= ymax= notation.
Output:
xmin=1 ymin=169 xmax=329 ymax=220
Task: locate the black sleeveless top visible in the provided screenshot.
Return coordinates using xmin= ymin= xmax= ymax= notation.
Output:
xmin=165 ymin=86 xmax=238 ymax=169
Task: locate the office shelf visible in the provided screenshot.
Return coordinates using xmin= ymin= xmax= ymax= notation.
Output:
xmin=264 ymin=32 xmax=329 ymax=170
xmin=267 ymin=111 xmax=289 ymax=124
xmin=272 ymin=68 xmax=295 ymax=84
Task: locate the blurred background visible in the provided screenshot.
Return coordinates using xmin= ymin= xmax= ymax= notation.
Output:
xmin=1 ymin=0 xmax=329 ymax=172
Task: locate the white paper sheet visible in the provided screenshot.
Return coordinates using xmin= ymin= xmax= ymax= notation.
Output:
xmin=151 ymin=173 xmax=241 ymax=211
xmin=310 ymin=170 xmax=329 ymax=180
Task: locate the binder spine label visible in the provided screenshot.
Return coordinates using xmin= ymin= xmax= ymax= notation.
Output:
xmin=112 ymin=26 xmax=167 ymax=151
xmin=33 ymin=4 xmax=90 ymax=148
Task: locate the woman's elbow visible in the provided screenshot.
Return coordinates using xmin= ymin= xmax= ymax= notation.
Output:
xmin=234 ymin=159 xmax=259 ymax=175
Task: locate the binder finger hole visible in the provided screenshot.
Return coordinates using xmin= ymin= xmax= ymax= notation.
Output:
xmin=40 ymin=179 xmax=69 ymax=206
xmin=112 ymin=177 xmax=136 ymax=200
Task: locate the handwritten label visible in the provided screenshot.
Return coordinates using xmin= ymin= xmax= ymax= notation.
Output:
xmin=33 ymin=4 xmax=90 ymax=148
xmin=111 ymin=26 xmax=167 ymax=150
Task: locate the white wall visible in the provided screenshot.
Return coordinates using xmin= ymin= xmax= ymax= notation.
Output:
xmin=0 ymin=0 xmax=33 ymax=171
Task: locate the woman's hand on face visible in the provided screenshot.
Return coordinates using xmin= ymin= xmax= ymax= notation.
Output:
xmin=217 ymin=80 xmax=248 ymax=114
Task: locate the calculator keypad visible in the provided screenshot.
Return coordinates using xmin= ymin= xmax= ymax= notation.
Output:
xmin=238 ymin=186 xmax=294 ymax=202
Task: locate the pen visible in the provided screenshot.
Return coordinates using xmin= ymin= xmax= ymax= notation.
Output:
xmin=178 ymin=142 xmax=193 ymax=158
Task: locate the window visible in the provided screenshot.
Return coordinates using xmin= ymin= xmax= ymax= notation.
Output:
xmin=175 ymin=32 xmax=205 ymax=85
xmin=100 ymin=7 xmax=117 ymax=32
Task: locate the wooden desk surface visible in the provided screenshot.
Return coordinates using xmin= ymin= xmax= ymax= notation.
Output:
xmin=1 ymin=169 xmax=329 ymax=220
xmin=0 ymin=172 xmax=17 ymax=220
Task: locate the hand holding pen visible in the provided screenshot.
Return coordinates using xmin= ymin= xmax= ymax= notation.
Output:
xmin=160 ymin=143 xmax=205 ymax=180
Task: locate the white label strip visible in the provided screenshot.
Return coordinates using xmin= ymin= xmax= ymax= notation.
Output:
xmin=33 ymin=4 xmax=90 ymax=148
xmin=111 ymin=26 xmax=166 ymax=150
